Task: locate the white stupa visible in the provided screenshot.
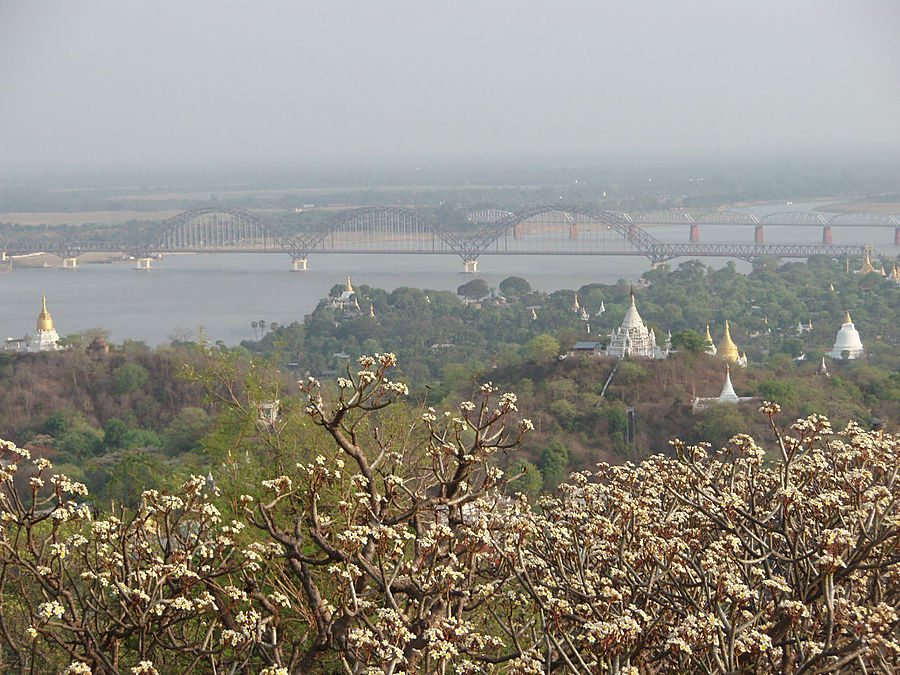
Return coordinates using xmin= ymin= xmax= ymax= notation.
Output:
xmin=828 ymin=312 xmax=864 ymax=360
xmin=717 ymin=366 xmax=739 ymax=403
xmin=27 ymin=296 xmax=60 ymax=352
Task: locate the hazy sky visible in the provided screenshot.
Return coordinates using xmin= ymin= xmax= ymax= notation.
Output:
xmin=2 ymin=0 xmax=899 ymax=170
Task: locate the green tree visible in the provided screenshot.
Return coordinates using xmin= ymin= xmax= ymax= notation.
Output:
xmin=499 ymin=276 xmax=531 ymax=297
xmin=526 ymin=334 xmax=560 ymax=363
xmin=112 ymin=363 xmax=150 ymax=395
xmin=671 ymin=329 xmax=706 ymax=352
xmin=540 ymin=439 xmax=570 ymax=491
xmin=506 ymin=459 xmax=543 ymax=501
xmin=164 ymin=406 xmax=212 ymax=455
xmin=457 ymin=278 xmax=489 ymax=299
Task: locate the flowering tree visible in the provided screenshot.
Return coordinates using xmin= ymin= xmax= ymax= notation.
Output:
xmin=496 ymin=404 xmax=900 ymax=673
xmin=244 ymin=353 xmax=537 ymax=673
xmin=0 ymin=440 xmax=289 ymax=674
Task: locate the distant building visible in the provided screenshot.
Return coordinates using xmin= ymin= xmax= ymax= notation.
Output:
xmin=570 ymin=341 xmax=602 ymax=357
xmin=27 ymin=296 xmax=60 ymax=352
xmin=828 ymin=312 xmax=864 ymax=360
xmin=327 ymin=275 xmax=362 ymax=316
xmin=606 ymin=291 xmax=667 ymax=360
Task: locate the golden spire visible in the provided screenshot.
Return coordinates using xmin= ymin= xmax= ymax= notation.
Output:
xmin=705 ymin=324 xmax=713 ymax=344
xmin=36 ymin=295 xmax=54 ymax=332
xmin=369 ymin=303 xmax=375 ymax=318
xmin=345 ymin=275 xmax=354 ymax=294
xmin=717 ymin=320 xmax=740 ymax=363
xmin=808 ymin=318 xmax=812 ymax=330
xmin=844 ymin=311 xmax=852 ymax=324
xmin=572 ymin=293 xmax=580 ymax=311
xmin=829 ymin=283 xmax=835 ymax=291
xmin=859 ymin=251 xmax=877 ymax=275
xmin=531 ymin=308 xmax=537 ymax=320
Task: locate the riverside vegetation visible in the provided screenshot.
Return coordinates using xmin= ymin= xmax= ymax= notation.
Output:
xmin=3 ymin=257 xmax=900 ymax=503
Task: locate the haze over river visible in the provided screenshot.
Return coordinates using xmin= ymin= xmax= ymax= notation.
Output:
xmin=2 ymin=205 xmax=894 ymax=346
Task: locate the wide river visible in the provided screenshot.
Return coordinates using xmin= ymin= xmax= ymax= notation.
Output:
xmin=2 ymin=203 xmax=895 ymax=346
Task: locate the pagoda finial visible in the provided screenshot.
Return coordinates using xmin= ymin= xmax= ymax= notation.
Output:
xmin=369 ymin=303 xmax=375 ymax=318
xmin=572 ymin=293 xmax=580 ymax=311
xmin=718 ymin=320 xmax=740 ymax=363
xmin=345 ymin=275 xmax=354 ymax=294
xmin=845 ymin=311 xmax=852 ymax=324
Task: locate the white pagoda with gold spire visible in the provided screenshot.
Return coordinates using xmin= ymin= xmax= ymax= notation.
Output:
xmin=606 ymin=290 xmax=667 ymax=359
xmin=27 ymin=296 xmax=60 ymax=352
xmin=828 ymin=312 xmax=864 ymax=360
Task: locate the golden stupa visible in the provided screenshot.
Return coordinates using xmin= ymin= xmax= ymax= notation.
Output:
xmin=345 ymin=275 xmax=354 ymax=294
xmin=36 ymin=295 xmax=54 ymax=332
xmin=717 ymin=320 xmax=741 ymax=363
xmin=859 ymin=251 xmax=877 ymax=275
xmin=704 ymin=325 xmax=714 ymax=345
xmin=572 ymin=293 xmax=580 ymax=311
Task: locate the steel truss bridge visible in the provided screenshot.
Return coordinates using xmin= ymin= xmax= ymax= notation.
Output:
xmin=1 ymin=206 xmax=890 ymax=270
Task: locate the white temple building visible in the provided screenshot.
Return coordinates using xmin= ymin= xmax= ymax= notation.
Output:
xmin=606 ymin=291 xmax=667 ymax=360
xmin=828 ymin=312 xmax=864 ymax=360
xmin=27 ymin=296 xmax=60 ymax=353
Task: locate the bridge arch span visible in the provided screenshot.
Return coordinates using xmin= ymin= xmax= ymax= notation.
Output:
xmin=147 ymin=208 xmax=295 ymax=253
xmin=301 ymin=206 xmax=442 ymax=254
xmin=760 ymin=212 xmax=828 ymax=225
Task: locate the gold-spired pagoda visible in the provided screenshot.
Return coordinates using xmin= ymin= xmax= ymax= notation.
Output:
xmin=28 ymin=296 xmax=60 ymax=352
xmin=858 ymin=251 xmax=878 ymax=275
xmin=716 ymin=321 xmax=747 ymax=367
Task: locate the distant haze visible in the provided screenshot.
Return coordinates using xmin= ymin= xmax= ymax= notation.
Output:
xmin=2 ymin=0 xmax=899 ymax=172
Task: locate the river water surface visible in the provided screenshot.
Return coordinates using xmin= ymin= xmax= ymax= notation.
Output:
xmin=2 ymin=207 xmax=895 ymax=346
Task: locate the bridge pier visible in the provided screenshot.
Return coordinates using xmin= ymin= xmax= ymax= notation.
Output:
xmin=689 ymin=224 xmax=699 ymax=242
xmin=463 ymin=260 xmax=478 ymax=274
xmin=569 ymin=224 xmax=578 ymax=240
xmin=754 ymin=224 xmax=764 ymax=244
xmin=61 ymin=256 xmax=78 ymax=269
xmin=135 ymin=257 xmax=153 ymax=270
xmin=822 ymin=226 xmax=832 ymax=244
xmin=292 ymin=257 xmax=308 ymax=272
xmin=895 ymin=227 xmax=900 ymax=247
